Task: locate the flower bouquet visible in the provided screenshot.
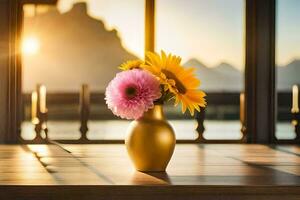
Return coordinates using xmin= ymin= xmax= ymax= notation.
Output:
xmin=105 ymin=51 xmax=206 ymax=171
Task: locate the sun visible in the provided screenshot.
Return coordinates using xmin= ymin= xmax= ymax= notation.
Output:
xmin=22 ymin=36 xmax=40 ymax=55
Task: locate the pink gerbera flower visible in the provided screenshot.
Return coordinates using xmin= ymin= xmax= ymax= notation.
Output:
xmin=105 ymin=69 xmax=161 ymax=120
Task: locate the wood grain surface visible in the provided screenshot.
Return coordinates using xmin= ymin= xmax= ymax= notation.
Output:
xmin=0 ymin=144 xmax=299 ymax=200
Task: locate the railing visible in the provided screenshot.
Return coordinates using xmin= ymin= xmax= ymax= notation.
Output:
xmin=22 ymin=92 xmax=243 ymax=120
xmin=20 ymin=84 xmax=300 ymax=144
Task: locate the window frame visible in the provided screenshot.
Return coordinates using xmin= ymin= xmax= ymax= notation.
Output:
xmin=1 ymin=0 xmax=298 ymax=144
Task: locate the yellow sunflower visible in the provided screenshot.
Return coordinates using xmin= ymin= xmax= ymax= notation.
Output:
xmin=119 ymin=59 xmax=144 ymax=71
xmin=142 ymin=51 xmax=206 ymax=116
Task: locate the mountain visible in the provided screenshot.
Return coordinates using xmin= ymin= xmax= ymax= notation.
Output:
xmin=183 ymin=59 xmax=242 ymax=91
xmin=22 ymin=2 xmax=299 ymax=93
xmin=184 ymin=58 xmax=208 ymax=71
xmin=184 ymin=59 xmax=225 ymax=91
xmin=214 ymin=62 xmax=241 ymax=77
xmin=23 ymin=2 xmax=137 ymax=92
xmin=277 ymin=59 xmax=300 ymax=91
xmin=184 ymin=58 xmax=300 ymax=92
xmin=213 ymin=62 xmax=243 ymax=91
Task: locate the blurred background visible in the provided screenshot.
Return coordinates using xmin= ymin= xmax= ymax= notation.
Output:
xmin=21 ymin=0 xmax=300 ymax=141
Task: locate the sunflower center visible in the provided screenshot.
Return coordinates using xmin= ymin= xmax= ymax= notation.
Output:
xmin=162 ymin=69 xmax=187 ymax=94
xmin=125 ymin=86 xmax=137 ymax=99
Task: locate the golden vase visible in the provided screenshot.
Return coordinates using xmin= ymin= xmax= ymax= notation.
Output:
xmin=125 ymin=105 xmax=176 ymax=172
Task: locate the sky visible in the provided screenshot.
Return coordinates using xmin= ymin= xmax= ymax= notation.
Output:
xmin=31 ymin=0 xmax=300 ymax=70
xmin=276 ymin=0 xmax=300 ymax=66
xmin=57 ymin=0 xmax=145 ymax=60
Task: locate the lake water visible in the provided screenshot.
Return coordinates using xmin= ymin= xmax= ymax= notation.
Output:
xmin=21 ymin=120 xmax=296 ymax=141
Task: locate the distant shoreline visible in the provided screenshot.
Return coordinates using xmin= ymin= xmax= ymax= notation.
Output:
xmin=22 ymin=92 xmax=293 ymax=121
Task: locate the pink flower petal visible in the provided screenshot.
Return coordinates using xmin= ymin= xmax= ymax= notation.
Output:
xmin=105 ymin=69 xmax=161 ymax=120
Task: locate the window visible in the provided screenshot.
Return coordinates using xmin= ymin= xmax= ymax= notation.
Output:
xmin=21 ymin=0 xmax=145 ymax=140
xmin=276 ymin=0 xmax=300 ymax=140
xmin=156 ymin=0 xmax=245 ymax=140
xmin=18 ymin=0 xmax=295 ymax=144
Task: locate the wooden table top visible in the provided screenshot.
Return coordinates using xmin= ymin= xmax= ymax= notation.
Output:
xmin=0 ymin=144 xmax=299 ymax=200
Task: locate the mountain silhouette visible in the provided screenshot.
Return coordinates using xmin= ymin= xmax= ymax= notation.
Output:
xmin=184 ymin=58 xmax=300 ymax=92
xmin=277 ymin=59 xmax=300 ymax=91
xmin=23 ymin=2 xmax=299 ymax=93
xmin=23 ymin=2 xmax=137 ymax=92
xmin=214 ymin=62 xmax=241 ymax=77
xmin=183 ymin=59 xmax=242 ymax=91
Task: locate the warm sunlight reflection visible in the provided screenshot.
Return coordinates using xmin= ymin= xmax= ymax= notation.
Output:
xmin=22 ymin=36 xmax=40 ymax=55
xmin=28 ymin=144 xmax=51 ymax=155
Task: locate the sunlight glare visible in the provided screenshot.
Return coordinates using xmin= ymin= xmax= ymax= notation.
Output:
xmin=22 ymin=37 xmax=40 ymax=55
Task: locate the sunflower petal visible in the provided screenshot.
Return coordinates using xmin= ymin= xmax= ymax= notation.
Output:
xmin=142 ymin=51 xmax=206 ymax=116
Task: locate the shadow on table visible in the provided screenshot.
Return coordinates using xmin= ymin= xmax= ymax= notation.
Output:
xmin=130 ymin=171 xmax=172 ymax=185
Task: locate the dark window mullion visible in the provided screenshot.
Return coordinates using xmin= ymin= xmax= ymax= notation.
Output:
xmin=245 ymin=0 xmax=276 ymax=143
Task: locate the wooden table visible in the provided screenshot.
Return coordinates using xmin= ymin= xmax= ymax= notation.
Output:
xmin=0 ymin=144 xmax=299 ymax=200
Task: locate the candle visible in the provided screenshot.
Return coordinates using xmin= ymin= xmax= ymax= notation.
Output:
xmin=31 ymin=91 xmax=38 ymax=124
xmin=292 ymin=85 xmax=299 ymax=113
xmin=240 ymin=92 xmax=245 ymax=124
xmin=39 ymin=85 xmax=47 ymax=113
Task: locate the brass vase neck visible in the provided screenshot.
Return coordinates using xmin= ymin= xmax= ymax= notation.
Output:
xmin=142 ymin=105 xmax=165 ymax=120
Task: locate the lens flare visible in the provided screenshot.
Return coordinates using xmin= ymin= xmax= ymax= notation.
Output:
xmin=22 ymin=37 xmax=40 ymax=55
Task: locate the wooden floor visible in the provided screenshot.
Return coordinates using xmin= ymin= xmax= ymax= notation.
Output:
xmin=0 ymin=144 xmax=299 ymax=200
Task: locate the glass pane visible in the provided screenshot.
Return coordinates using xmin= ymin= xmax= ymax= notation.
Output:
xmin=276 ymin=0 xmax=300 ymax=140
xmin=156 ymin=0 xmax=245 ymax=140
xmin=21 ymin=0 xmax=144 ymax=140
